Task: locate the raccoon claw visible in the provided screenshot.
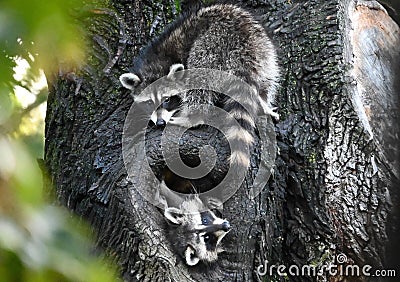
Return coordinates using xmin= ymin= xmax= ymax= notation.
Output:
xmin=169 ymin=117 xmax=189 ymax=127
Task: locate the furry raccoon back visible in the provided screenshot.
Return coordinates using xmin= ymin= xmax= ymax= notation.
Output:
xmin=184 ymin=4 xmax=279 ymax=110
xmin=127 ymin=4 xmax=279 ymax=108
xmin=120 ymin=3 xmax=280 ymax=189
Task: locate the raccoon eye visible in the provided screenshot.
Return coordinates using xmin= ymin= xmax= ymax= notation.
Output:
xmin=203 ymin=234 xmax=210 ymax=243
xmin=201 ymin=212 xmax=213 ymax=225
xmin=161 ymin=97 xmax=170 ymax=108
xmin=201 ymin=217 xmax=209 ymax=225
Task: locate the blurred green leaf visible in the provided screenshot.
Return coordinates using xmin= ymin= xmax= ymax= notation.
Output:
xmin=0 ymin=0 xmax=85 ymax=70
xmin=0 ymin=87 xmax=14 ymax=128
xmin=0 ymin=0 xmax=119 ymax=281
xmin=0 ymin=206 xmax=118 ymax=282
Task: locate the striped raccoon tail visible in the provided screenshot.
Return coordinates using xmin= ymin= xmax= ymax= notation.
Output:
xmin=222 ymin=82 xmax=262 ymax=179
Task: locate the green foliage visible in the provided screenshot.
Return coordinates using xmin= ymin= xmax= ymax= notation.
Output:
xmin=0 ymin=0 xmax=85 ymax=70
xmin=0 ymin=1 xmax=119 ymax=281
xmin=0 ymin=0 xmax=85 ymax=139
xmin=0 ymin=205 xmax=118 ymax=282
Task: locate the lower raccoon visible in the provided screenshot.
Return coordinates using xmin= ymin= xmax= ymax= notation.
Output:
xmin=157 ymin=180 xmax=231 ymax=266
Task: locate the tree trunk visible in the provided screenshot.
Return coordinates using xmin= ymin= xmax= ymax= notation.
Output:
xmin=44 ymin=0 xmax=399 ymax=281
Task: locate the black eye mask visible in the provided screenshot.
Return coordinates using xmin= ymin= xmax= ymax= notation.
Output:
xmin=200 ymin=211 xmax=214 ymax=226
xmin=203 ymin=233 xmax=218 ymax=251
xmin=161 ymin=95 xmax=181 ymax=111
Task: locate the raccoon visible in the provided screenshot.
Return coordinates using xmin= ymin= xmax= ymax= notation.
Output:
xmin=119 ymin=4 xmax=280 ymax=132
xmin=163 ymin=193 xmax=231 ymax=266
xmin=155 ymin=175 xmax=230 ymax=266
xmin=120 ymin=4 xmax=280 ymax=178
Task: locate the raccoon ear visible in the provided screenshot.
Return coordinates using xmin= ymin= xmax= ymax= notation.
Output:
xmin=119 ymin=73 xmax=141 ymax=90
xmin=167 ymin=63 xmax=185 ymax=80
xmin=185 ymin=245 xmax=200 ymax=266
xmin=164 ymin=207 xmax=184 ymax=225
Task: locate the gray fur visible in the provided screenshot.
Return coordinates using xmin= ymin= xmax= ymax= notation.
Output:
xmin=181 ymin=5 xmax=279 ymax=116
xmin=119 ymin=3 xmax=280 ymax=173
xmin=119 ymin=4 xmax=280 ymax=121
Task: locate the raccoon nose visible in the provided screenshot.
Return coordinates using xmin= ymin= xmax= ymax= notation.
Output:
xmin=221 ymin=221 xmax=231 ymax=231
xmin=156 ymin=118 xmax=166 ymax=127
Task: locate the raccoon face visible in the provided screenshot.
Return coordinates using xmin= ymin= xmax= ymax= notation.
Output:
xmin=164 ymin=196 xmax=231 ymax=266
xmin=150 ymin=95 xmax=182 ymax=127
xmin=119 ymin=64 xmax=184 ymax=127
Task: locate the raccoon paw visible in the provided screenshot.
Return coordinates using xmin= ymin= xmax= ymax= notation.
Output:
xmin=265 ymin=106 xmax=280 ymax=120
xmin=169 ymin=116 xmax=203 ymax=128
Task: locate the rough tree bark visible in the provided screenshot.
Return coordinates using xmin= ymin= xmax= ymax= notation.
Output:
xmin=44 ymin=0 xmax=399 ymax=281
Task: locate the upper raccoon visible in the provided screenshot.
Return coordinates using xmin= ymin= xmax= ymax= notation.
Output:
xmin=120 ymin=3 xmax=280 ymax=172
xmin=119 ymin=4 xmax=280 ymax=126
